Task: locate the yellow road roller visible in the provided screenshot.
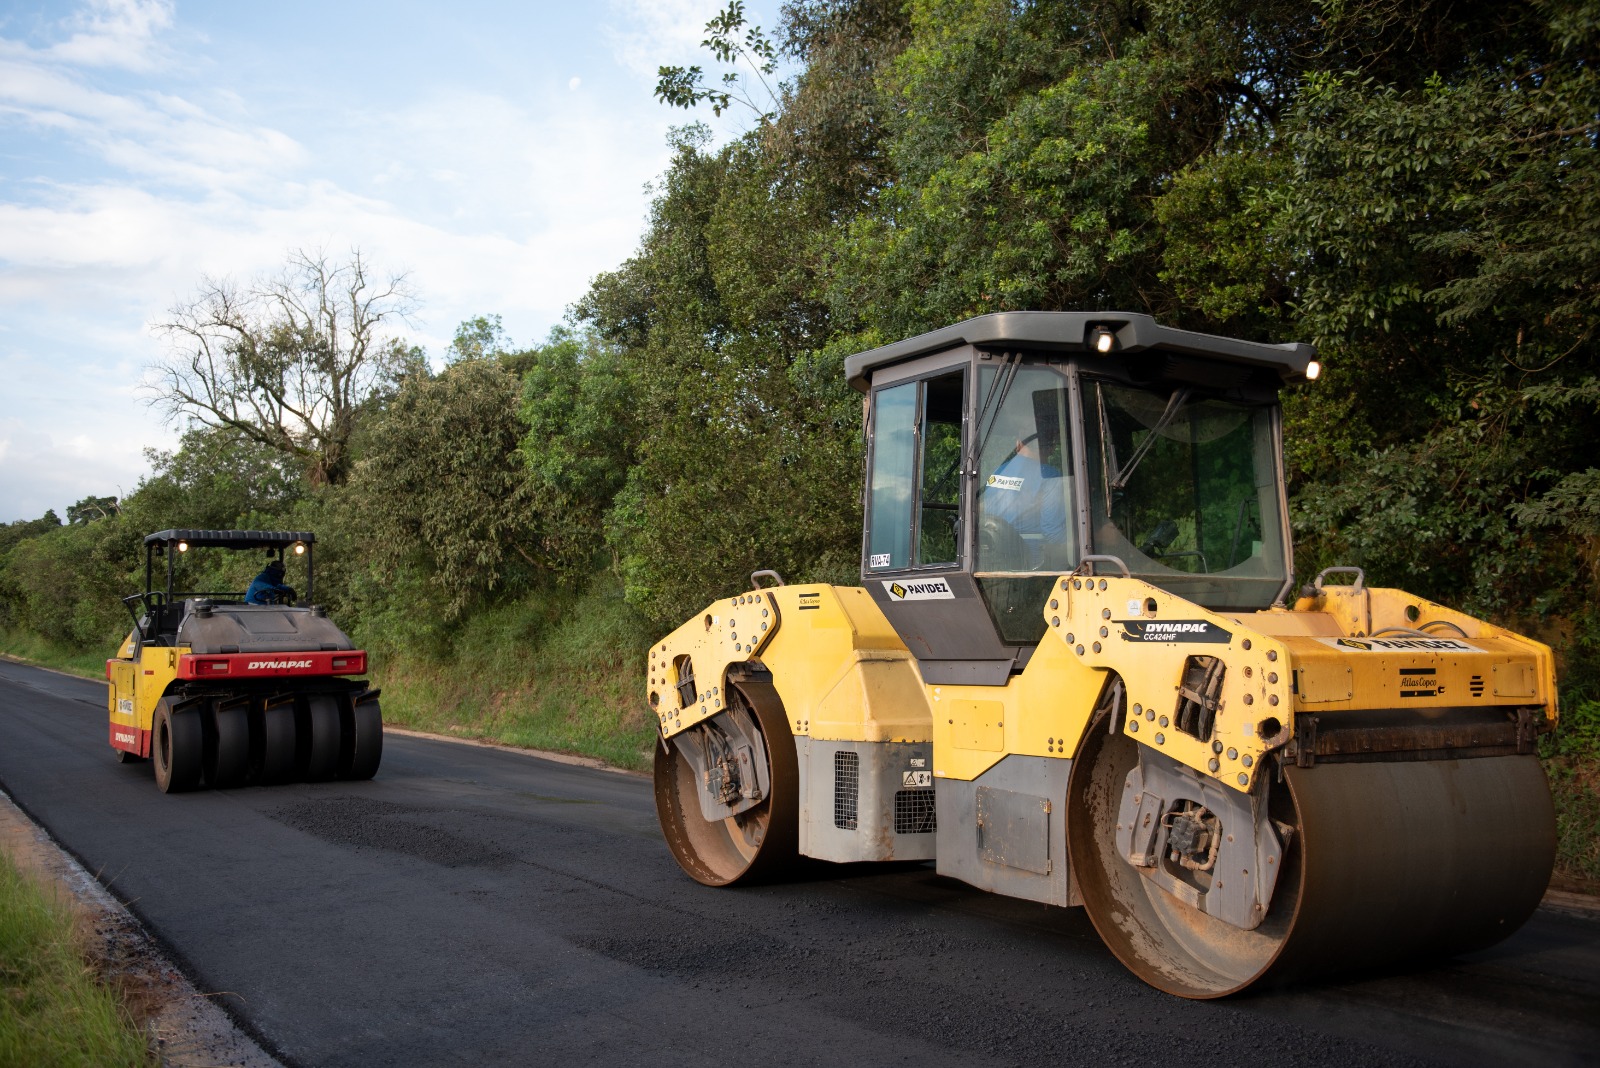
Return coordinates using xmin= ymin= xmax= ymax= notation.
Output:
xmin=647 ymin=312 xmax=1557 ymax=997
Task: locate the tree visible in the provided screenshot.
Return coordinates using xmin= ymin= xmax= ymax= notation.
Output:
xmin=344 ymin=356 xmax=542 ymax=620
xmin=129 ymin=426 xmax=305 ymax=533
xmin=446 ymin=314 xmax=512 ymax=364
xmin=518 ymin=327 xmax=640 ymax=580
xmin=1271 ymin=4 xmax=1600 ymax=633
xmin=66 ymin=496 xmax=119 ymax=525
xmin=655 ymin=0 xmax=780 ymax=120
xmin=578 ymin=126 xmax=865 ymax=624
xmin=151 ymin=249 xmax=419 ymax=486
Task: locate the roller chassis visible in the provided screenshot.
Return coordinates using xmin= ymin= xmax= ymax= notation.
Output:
xmin=653 ymin=576 xmax=1556 ymax=996
xmin=646 ymin=312 xmax=1560 ymax=998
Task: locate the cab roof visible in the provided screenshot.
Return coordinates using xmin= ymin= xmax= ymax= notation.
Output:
xmin=843 ymin=311 xmax=1316 ymax=392
xmin=143 ymin=529 xmax=315 ymax=550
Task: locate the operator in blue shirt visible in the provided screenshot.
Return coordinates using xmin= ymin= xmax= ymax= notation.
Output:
xmin=245 ymin=559 xmax=297 ymax=605
xmin=984 ymin=434 xmax=1069 ymax=569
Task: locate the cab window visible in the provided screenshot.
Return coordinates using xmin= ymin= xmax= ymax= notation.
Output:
xmin=865 ymin=370 xmax=965 ymax=571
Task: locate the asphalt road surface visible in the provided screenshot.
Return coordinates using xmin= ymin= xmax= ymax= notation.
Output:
xmin=2 ymin=658 xmax=1597 ymax=1068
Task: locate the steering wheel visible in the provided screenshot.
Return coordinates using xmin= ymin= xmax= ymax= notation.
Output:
xmin=1139 ymin=518 xmax=1180 ymax=557
xmin=979 ymin=514 xmax=1031 ymax=571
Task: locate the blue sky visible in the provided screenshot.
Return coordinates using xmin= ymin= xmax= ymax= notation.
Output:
xmin=0 ymin=0 xmax=783 ymax=522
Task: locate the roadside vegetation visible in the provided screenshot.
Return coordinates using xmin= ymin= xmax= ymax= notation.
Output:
xmin=1 ymin=0 xmax=1596 ymax=880
xmin=0 ymin=852 xmax=151 ymax=1067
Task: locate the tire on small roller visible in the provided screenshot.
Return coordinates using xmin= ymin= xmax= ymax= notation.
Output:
xmin=296 ymin=694 xmax=342 ymax=782
xmin=252 ymin=700 xmax=297 ymax=785
xmin=339 ymin=696 xmax=383 ymax=781
xmin=152 ymin=697 xmax=202 ymax=794
xmin=203 ymin=699 xmax=251 ymax=788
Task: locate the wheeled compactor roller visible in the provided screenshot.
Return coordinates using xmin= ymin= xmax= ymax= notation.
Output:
xmin=107 ymin=530 xmax=382 ymax=793
xmin=647 ymin=312 xmax=1558 ymax=997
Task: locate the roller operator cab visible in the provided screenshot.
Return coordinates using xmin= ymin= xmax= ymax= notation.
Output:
xmin=647 ymin=312 xmax=1559 ymax=998
xmin=107 ymin=530 xmax=382 ymax=793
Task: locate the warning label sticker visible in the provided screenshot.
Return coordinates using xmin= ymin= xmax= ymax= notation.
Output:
xmin=883 ymin=578 xmax=956 ymax=601
xmin=1320 ymin=637 xmax=1480 ymax=653
xmin=902 ymin=770 xmax=933 ymax=788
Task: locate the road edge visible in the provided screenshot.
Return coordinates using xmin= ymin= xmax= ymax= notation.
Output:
xmin=381 ymin=725 xmax=651 ymax=778
xmin=0 ymin=785 xmax=283 ymax=1068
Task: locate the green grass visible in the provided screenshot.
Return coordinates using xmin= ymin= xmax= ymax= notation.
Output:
xmin=1548 ymin=758 xmax=1600 ymax=885
xmin=369 ymin=579 xmax=660 ymax=772
xmin=1544 ymin=699 xmax=1600 ymax=886
xmin=0 ymin=628 xmax=106 ymax=680
xmin=0 ymin=853 xmax=151 ymax=1068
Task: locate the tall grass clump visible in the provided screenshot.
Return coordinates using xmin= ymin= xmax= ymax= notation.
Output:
xmin=369 ymin=574 xmax=659 ymax=771
xmin=0 ymin=852 xmax=150 ymax=1067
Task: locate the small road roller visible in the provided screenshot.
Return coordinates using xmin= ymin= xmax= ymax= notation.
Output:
xmin=107 ymin=529 xmax=382 ymax=792
xmin=647 ymin=312 xmax=1558 ymax=997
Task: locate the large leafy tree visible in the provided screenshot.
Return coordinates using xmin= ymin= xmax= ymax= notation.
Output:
xmin=1274 ymin=1 xmax=1600 ymax=637
xmin=343 ymin=356 xmax=541 ymax=621
xmin=824 ymin=0 xmax=1317 ymax=339
xmin=574 ymin=2 xmax=914 ymax=624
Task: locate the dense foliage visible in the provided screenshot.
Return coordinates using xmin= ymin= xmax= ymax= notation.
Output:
xmin=2 ymin=2 xmax=1596 ymax=838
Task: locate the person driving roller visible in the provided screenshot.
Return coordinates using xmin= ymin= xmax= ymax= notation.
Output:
xmin=980 ymin=384 xmax=1072 ymax=572
xmin=986 ymin=434 xmax=1067 ymax=568
xmin=246 ymin=558 xmax=297 ymax=605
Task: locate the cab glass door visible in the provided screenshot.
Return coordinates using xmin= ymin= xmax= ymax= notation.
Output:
xmin=865 ymin=370 xmax=965 ymax=572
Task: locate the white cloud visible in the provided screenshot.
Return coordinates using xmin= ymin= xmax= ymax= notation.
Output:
xmin=602 ymin=0 xmax=727 ymax=79
xmin=0 ymin=0 xmax=776 ymax=521
xmin=0 ymin=60 xmax=306 ymax=193
xmin=0 ymin=0 xmax=176 ymax=73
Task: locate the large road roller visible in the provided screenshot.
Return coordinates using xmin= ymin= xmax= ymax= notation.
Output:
xmin=647 ymin=312 xmax=1558 ymax=997
xmin=107 ymin=530 xmax=382 ymax=793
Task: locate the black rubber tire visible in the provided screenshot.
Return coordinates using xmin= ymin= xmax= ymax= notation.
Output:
xmin=152 ymin=698 xmax=202 ymax=793
xmin=203 ymin=701 xmax=251 ymax=788
xmin=339 ymin=698 xmax=383 ymax=781
xmin=297 ymin=694 xmax=341 ymax=782
xmin=252 ymin=701 xmax=297 ymax=785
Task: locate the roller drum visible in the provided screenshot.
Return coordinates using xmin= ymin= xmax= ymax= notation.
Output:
xmin=1272 ymin=756 xmax=1554 ymax=979
xmin=1069 ymin=719 xmax=1556 ymax=998
xmin=654 ymin=678 xmax=798 ymax=887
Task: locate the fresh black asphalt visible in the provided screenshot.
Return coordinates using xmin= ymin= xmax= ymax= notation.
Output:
xmin=1 ymin=658 xmax=1596 ymax=1067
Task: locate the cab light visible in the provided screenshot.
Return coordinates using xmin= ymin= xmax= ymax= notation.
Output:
xmin=1305 ymin=360 xmax=1322 ymax=381
xmin=1090 ymin=326 xmax=1116 ymax=354
xmin=177 ymin=540 xmax=188 ymax=552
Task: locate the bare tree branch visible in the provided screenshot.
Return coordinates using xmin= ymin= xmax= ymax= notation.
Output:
xmin=148 ymin=248 xmax=419 ymax=485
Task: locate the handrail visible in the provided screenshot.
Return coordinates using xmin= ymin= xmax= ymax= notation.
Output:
xmin=1076 ymin=554 xmax=1131 ymax=578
